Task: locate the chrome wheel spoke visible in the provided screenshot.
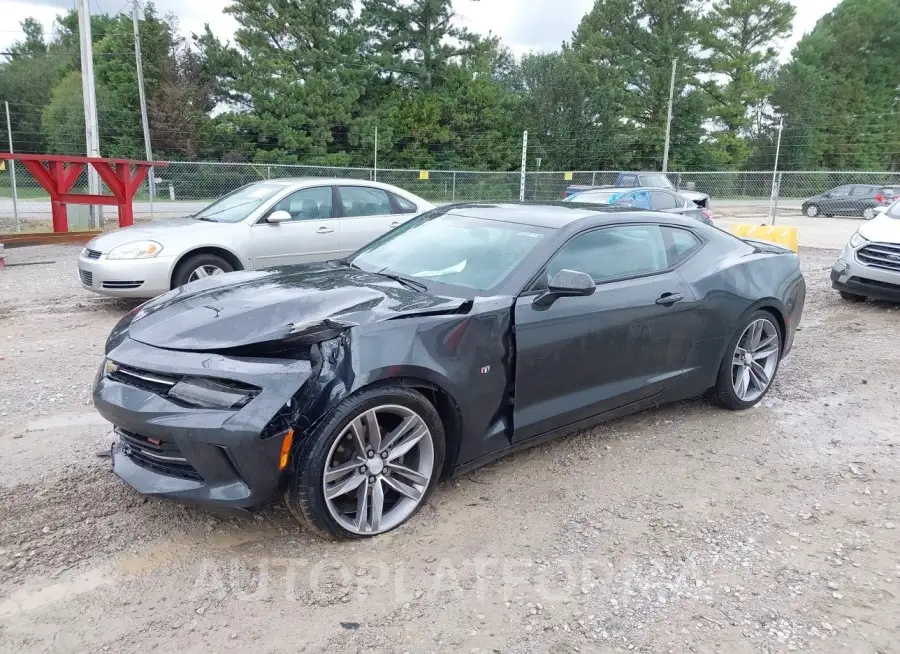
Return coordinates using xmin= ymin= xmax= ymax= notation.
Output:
xmin=749 ymin=361 xmax=770 ymax=388
xmin=325 ymin=472 xmax=366 ymax=500
xmin=736 ymin=366 xmax=750 ymax=398
xmin=387 ymin=425 xmax=427 ymax=461
xmin=388 ymin=463 xmax=429 ymax=486
xmin=325 ymin=459 xmax=364 ymax=483
xmin=380 ymin=414 xmax=419 ymax=453
xmin=382 ymin=475 xmax=423 ymax=502
xmin=753 ymin=346 xmax=778 ymax=361
xmin=370 ymin=479 xmax=385 ymax=531
xmin=347 ymin=417 xmax=368 ymax=458
xmin=210 ymin=267 xmax=224 ymax=276
xmin=193 ymin=267 xmax=209 ymax=279
xmin=364 ymin=409 xmax=382 ymax=452
xmin=353 ymin=477 xmax=370 ymax=532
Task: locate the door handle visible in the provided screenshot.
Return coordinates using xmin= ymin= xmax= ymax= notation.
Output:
xmin=656 ymin=292 xmax=684 ymax=306
xmin=389 ymin=221 xmax=400 ymax=228
xmin=316 ymin=226 xmax=334 ymax=234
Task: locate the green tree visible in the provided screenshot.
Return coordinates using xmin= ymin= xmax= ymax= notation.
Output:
xmin=8 ymin=18 xmax=48 ymax=60
xmin=361 ymin=0 xmax=476 ymax=90
xmin=198 ymin=0 xmax=367 ymax=164
xmin=772 ymin=0 xmax=900 ymax=171
xmin=701 ymin=0 xmax=795 ymax=166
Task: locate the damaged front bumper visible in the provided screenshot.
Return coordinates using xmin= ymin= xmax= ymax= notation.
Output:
xmin=94 ymin=335 xmax=316 ymax=510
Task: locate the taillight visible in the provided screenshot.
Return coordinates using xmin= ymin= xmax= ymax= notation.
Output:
xmin=876 ymin=194 xmax=884 ymax=203
xmin=702 ymin=208 xmax=714 ymax=220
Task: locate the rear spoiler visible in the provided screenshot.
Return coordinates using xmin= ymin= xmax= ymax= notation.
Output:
xmin=742 ymin=238 xmax=794 ymax=254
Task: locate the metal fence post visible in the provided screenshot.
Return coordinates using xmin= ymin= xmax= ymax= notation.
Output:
xmin=591 ymin=171 xmax=596 ymax=187
xmin=452 ymin=172 xmax=456 ymax=202
xmin=519 ymin=131 xmax=528 ymax=202
xmin=771 ymin=171 xmax=783 ymax=225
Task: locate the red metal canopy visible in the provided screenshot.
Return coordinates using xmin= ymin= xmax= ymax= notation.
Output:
xmin=0 ymin=153 xmax=166 ymax=232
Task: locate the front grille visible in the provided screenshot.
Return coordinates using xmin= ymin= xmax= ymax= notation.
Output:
xmin=117 ymin=428 xmax=202 ymax=480
xmin=108 ymin=364 xmax=178 ymax=394
xmin=102 ymin=281 xmax=144 ymax=290
xmin=79 ymin=269 xmax=93 ymax=286
xmin=84 ymin=248 xmax=102 ymax=260
xmin=857 ymin=243 xmax=900 ymax=272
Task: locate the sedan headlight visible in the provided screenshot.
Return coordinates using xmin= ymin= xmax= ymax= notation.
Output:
xmin=849 ymin=232 xmax=868 ymax=249
xmin=107 ymin=240 xmax=163 ymax=260
xmin=168 ymin=377 xmax=259 ymax=409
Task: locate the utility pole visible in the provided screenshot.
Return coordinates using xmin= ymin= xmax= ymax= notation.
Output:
xmin=768 ymin=118 xmax=784 ymax=223
xmin=78 ymin=0 xmax=102 ymax=228
xmin=661 ymin=58 xmax=678 ymax=173
xmin=132 ymin=0 xmax=155 ymax=217
xmin=5 ymin=102 xmax=20 ymax=232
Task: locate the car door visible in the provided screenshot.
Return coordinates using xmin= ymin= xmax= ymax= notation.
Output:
xmin=512 ymin=224 xmax=698 ymax=442
xmin=337 ymin=185 xmax=401 ymax=256
xmin=821 ymin=185 xmax=851 ymax=214
xmin=848 ymin=185 xmax=875 ymax=215
xmin=649 ymin=190 xmax=680 ymax=212
xmin=249 ymin=185 xmax=340 ymax=268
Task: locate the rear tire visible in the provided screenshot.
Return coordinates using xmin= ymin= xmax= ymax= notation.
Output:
xmin=171 ymin=253 xmax=234 ymax=289
xmin=284 ymin=385 xmax=445 ymax=540
xmin=862 ymin=207 xmax=876 ymax=220
xmin=711 ymin=310 xmax=782 ymax=411
xmin=839 ymin=290 xmax=866 ymax=302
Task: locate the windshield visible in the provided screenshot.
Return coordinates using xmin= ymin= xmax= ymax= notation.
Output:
xmin=566 ymin=190 xmax=622 ymax=204
xmin=640 ymin=174 xmax=674 ymax=189
xmin=887 ymin=199 xmax=900 ymax=219
xmin=350 ymin=211 xmax=550 ymax=292
xmin=193 ymin=182 xmax=286 ymax=223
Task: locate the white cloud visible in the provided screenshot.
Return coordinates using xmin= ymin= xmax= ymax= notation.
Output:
xmin=0 ymin=0 xmax=844 ymax=62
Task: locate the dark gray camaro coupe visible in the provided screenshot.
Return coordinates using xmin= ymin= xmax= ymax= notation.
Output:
xmin=94 ymin=202 xmax=806 ymax=538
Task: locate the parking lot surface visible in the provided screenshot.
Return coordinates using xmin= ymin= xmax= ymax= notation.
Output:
xmin=0 ymin=245 xmax=898 ymax=653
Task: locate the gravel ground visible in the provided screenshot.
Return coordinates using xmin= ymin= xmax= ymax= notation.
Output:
xmin=0 ymin=245 xmax=898 ymax=653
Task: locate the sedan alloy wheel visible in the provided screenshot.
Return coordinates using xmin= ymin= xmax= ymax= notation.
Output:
xmin=805 ymin=204 xmax=820 ymax=217
xmin=731 ymin=318 xmax=780 ymax=403
xmin=323 ymin=404 xmax=434 ymax=535
xmin=188 ymin=264 xmax=226 ymax=282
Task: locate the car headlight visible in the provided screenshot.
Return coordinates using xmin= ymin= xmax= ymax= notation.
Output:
xmin=168 ymin=377 xmax=259 ymax=409
xmin=107 ymin=240 xmax=163 ymax=260
xmin=849 ymin=232 xmax=868 ymax=249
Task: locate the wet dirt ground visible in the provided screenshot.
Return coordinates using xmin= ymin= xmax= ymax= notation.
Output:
xmin=0 ymin=245 xmax=897 ymax=653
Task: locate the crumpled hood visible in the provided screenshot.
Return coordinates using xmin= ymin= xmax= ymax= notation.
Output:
xmin=859 ymin=214 xmax=900 ymax=244
xmin=127 ymin=263 xmax=468 ymax=351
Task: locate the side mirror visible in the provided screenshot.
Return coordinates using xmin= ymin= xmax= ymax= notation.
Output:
xmin=533 ymin=269 xmax=595 ymax=308
xmin=267 ymin=210 xmax=292 ymax=224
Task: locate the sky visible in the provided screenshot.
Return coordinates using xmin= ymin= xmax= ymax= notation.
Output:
xmin=1 ymin=0 xmax=843 ymax=59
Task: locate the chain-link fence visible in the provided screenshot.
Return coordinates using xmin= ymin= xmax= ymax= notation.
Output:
xmin=3 ymin=162 xmax=898 ymax=249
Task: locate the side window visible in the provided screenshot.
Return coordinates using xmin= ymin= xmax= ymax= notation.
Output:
xmin=850 ymin=186 xmax=873 ymax=196
xmin=270 ymin=186 xmax=333 ymax=220
xmin=339 ymin=186 xmax=393 ymax=217
xmin=546 ymin=225 xmax=669 ymax=284
xmin=829 ymin=186 xmax=850 ymax=197
xmin=618 ymin=175 xmax=638 ymax=187
xmin=650 ymin=191 xmax=678 ymax=210
xmin=391 ymin=193 xmax=418 ymax=214
xmin=662 ymin=226 xmax=702 ymax=265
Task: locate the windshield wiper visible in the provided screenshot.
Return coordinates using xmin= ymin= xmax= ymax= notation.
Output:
xmin=374 ymin=267 xmax=429 ymax=292
xmin=194 ymin=216 xmax=219 ymax=222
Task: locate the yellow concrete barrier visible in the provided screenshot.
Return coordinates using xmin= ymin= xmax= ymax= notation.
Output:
xmin=731 ymin=224 xmax=799 ymax=252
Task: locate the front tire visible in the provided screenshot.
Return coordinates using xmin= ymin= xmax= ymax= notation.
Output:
xmin=172 ymin=253 xmax=234 ymax=289
xmin=711 ymin=311 xmax=782 ymax=410
xmin=839 ymin=290 xmax=867 ymax=302
xmin=285 ymin=386 xmax=445 ymax=539
xmin=805 ymin=204 xmax=820 ymax=217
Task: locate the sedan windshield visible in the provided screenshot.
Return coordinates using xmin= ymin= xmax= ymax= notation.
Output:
xmin=640 ymin=174 xmax=674 ymax=188
xmin=887 ymin=200 xmax=900 ymax=219
xmin=193 ymin=182 xmax=286 ymax=223
xmin=350 ymin=211 xmax=550 ymax=292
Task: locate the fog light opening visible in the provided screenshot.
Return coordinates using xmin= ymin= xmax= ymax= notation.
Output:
xmin=279 ymin=429 xmax=295 ymax=471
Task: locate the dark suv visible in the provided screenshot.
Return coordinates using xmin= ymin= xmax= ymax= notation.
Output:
xmin=802 ymin=185 xmax=900 ymax=220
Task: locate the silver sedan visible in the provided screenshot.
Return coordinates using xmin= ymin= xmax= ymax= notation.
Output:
xmin=77 ymin=178 xmax=435 ymax=298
